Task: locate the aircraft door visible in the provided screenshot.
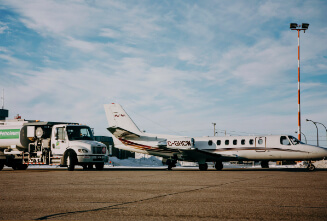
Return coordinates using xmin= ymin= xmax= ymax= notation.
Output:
xmin=255 ymin=137 xmax=266 ymax=152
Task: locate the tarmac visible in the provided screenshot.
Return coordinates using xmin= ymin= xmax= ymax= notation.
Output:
xmin=0 ymin=167 xmax=326 ymax=220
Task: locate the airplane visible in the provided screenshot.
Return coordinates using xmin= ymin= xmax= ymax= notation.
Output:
xmin=104 ymin=103 xmax=327 ymax=171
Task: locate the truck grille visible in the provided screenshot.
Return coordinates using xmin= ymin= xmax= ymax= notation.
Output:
xmin=92 ymin=146 xmax=103 ymax=154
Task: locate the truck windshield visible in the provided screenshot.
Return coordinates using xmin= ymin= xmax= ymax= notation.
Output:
xmin=67 ymin=126 xmax=94 ymax=141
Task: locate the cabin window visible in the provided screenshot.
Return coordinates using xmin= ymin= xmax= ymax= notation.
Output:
xmin=233 ymin=139 xmax=237 ymax=145
xmin=258 ymin=138 xmax=263 ymax=145
xmin=217 ymin=140 xmax=221 ymax=145
xmin=280 ymin=136 xmax=291 ymax=145
xmin=241 ymin=139 xmax=245 ymax=145
xmin=249 ymin=139 xmax=254 ymax=145
xmin=208 ymin=140 xmax=213 ymax=146
xmin=225 ymin=140 xmax=229 ymax=145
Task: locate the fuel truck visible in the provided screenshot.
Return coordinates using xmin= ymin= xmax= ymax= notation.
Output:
xmin=0 ymin=117 xmax=109 ymax=171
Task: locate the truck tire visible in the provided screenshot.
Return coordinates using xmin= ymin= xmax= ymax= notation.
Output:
xmin=12 ymin=163 xmax=28 ymax=170
xmin=66 ymin=151 xmax=77 ymax=171
xmin=95 ymin=163 xmax=104 ymax=170
xmin=16 ymin=164 xmax=28 ymax=170
xmin=0 ymin=160 xmax=4 ymax=171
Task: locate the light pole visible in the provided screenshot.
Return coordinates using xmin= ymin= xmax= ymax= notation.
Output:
xmin=212 ymin=123 xmax=216 ymax=136
xmin=295 ymin=131 xmax=307 ymax=144
xmin=315 ymin=121 xmax=327 ymax=147
xmin=306 ymin=119 xmax=319 ymax=146
xmin=315 ymin=122 xmax=327 ymax=145
xmin=290 ymin=23 xmax=309 ymax=141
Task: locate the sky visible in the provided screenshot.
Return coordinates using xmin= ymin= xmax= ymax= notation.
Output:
xmin=1 ymin=0 xmax=327 ymax=146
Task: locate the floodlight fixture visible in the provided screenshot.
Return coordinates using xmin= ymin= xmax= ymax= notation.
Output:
xmin=301 ymin=23 xmax=309 ymax=29
xmin=290 ymin=23 xmax=298 ymax=29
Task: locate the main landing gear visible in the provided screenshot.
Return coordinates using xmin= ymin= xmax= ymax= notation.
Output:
xmin=261 ymin=160 xmax=269 ymax=169
xmin=199 ymin=161 xmax=223 ymax=171
xmin=199 ymin=163 xmax=208 ymax=171
xmin=215 ymin=161 xmax=223 ymax=171
xmin=166 ymin=159 xmax=177 ymax=170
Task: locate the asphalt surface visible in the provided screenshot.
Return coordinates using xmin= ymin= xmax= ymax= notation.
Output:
xmin=0 ymin=167 xmax=326 ymax=220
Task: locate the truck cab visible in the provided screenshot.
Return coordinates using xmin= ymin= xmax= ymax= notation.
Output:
xmin=49 ymin=124 xmax=108 ymax=170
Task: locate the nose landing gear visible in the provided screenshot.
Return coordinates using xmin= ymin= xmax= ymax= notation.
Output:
xmin=261 ymin=160 xmax=269 ymax=169
xmin=307 ymin=161 xmax=315 ymax=171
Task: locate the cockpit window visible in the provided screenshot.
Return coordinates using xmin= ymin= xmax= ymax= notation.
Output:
xmin=280 ymin=136 xmax=291 ymax=145
xmin=288 ymin=136 xmax=304 ymax=145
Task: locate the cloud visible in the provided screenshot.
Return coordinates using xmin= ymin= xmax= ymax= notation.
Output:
xmin=0 ymin=22 xmax=8 ymax=34
xmin=64 ymin=37 xmax=100 ymax=52
xmin=99 ymin=28 xmax=121 ymax=39
xmin=0 ymin=0 xmax=326 ymax=144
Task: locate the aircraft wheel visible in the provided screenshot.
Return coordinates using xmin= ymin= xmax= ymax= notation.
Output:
xmin=95 ymin=163 xmax=104 ymax=170
xmin=87 ymin=164 xmax=93 ymax=169
xmin=166 ymin=159 xmax=176 ymax=170
xmin=215 ymin=161 xmax=223 ymax=170
xmin=199 ymin=163 xmax=208 ymax=171
xmin=307 ymin=162 xmax=315 ymax=171
xmin=261 ymin=161 xmax=269 ymax=168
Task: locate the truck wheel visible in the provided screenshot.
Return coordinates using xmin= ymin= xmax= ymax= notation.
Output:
xmin=16 ymin=164 xmax=28 ymax=170
xmin=66 ymin=151 xmax=76 ymax=171
xmin=0 ymin=160 xmax=5 ymax=171
xmin=95 ymin=163 xmax=104 ymax=170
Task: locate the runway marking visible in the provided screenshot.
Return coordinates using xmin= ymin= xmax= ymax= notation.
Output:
xmin=35 ymin=175 xmax=272 ymax=220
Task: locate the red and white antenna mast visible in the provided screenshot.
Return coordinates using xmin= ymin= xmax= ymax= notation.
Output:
xmin=290 ymin=23 xmax=309 ymax=141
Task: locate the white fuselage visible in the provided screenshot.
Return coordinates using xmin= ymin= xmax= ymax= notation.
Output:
xmin=113 ymin=133 xmax=327 ymax=162
xmin=193 ymin=135 xmax=327 ymax=161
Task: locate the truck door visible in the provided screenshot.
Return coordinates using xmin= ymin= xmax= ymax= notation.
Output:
xmin=255 ymin=137 xmax=266 ymax=152
xmin=51 ymin=127 xmax=68 ymax=155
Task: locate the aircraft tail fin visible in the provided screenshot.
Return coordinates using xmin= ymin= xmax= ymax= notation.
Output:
xmin=104 ymin=103 xmax=142 ymax=137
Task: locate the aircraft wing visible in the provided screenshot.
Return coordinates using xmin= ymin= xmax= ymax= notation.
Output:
xmin=107 ymin=127 xmax=140 ymax=138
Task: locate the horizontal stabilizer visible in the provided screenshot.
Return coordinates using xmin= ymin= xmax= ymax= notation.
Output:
xmin=107 ymin=127 xmax=140 ymax=138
